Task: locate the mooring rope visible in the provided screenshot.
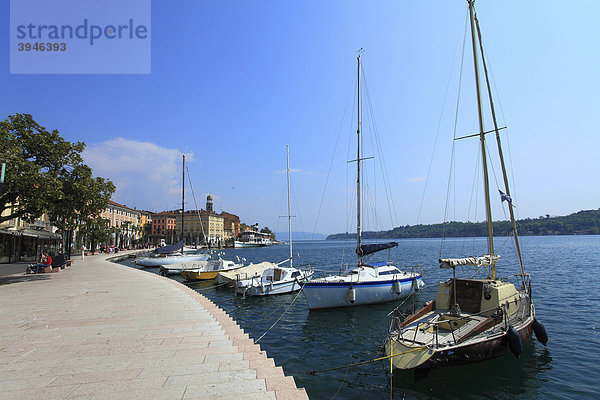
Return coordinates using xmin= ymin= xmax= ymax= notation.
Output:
xmin=255 ymin=282 xmax=306 ymax=343
xmin=306 ymin=346 xmax=427 ymax=375
xmin=188 ymin=280 xmax=231 ymax=292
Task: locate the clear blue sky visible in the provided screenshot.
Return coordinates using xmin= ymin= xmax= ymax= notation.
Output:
xmin=2 ymin=1 xmax=599 ymax=235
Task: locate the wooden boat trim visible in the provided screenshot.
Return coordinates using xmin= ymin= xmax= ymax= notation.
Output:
xmin=400 ymin=301 xmax=435 ymax=328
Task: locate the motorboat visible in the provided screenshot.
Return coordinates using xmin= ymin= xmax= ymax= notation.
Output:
xmin=181 ymin=259 xmax=244 ymax=281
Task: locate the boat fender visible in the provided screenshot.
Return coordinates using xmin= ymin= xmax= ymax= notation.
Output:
xmin=269 ymin=282 xmax=273 ymax=291
xmin=393 ymin=280 xmax=402 ymax=295
xmin=260 ymin=283 xmax=265 ymax=294
xmin=412 ymin=278 xmax=420 ymax=291
xmin=506 ymin=325 xmax=523 ymax=357
xmin=347 ymin=286 xmax=356 ymax=303
xmin=532 ymin=318 xmax=548 ymax=346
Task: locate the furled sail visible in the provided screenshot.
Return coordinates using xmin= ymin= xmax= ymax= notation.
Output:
xmin=439 ymin=254 xmax=500 ymax=268
xmin=356 ymin=242 xmax=398 ymax=257
xmin=154 ymin=240 xmax=184 ymax=254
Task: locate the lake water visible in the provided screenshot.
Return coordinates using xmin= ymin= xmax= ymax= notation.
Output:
xmin=120 ymin=235 xmax=600 ymax=399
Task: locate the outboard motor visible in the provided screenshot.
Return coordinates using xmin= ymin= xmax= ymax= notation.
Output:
xmin=506 ymin=325 xmax=523 ymax=357
xmin=532 ymin=318 xmax=548 ymax=346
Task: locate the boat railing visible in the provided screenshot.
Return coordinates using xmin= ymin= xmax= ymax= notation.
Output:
xmin=409 ymin=264 xmax=424 ymax=277
xmin=388 ymin=297 xmax=529 ymax=349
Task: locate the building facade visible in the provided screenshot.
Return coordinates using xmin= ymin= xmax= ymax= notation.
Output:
xmin=151 ymin=212 xmax=177 ymax=244
xmin=221 ymin=211 xmax=240 ymax=245
xmin=99 ymin=201 xmax=141 ymax=248
xmin=0 ymin=206 xmax=61 ymax=263
xmin=138 ymin=210 xmax=153 ymax=246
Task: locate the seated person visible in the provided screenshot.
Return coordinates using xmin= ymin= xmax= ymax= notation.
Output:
xmin=28 ymin=253 xmax=52 ymax=273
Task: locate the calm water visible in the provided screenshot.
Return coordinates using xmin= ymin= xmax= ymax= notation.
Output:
xmin=120 ymin=235 xmax=600 ymax=399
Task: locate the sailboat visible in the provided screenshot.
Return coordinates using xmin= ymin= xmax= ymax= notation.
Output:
xmin=302 ymin=54 xmax=424 ymax=310
xmin=383 ymin=0 xmax=548 ymax=370
xmin=234 ymin=145 xmax=314 ymax=296
xmin=135 ymin=155 xmax=209 ymax=268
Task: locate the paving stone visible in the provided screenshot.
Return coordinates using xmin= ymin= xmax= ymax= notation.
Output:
xmin=0 ymin=253 xmax=305 ymax=400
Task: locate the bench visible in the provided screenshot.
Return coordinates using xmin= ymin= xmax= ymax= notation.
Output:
xmin=51 ymin=254 xmax=74 ymax=271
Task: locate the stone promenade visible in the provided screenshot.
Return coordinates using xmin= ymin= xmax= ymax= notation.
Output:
xmin=0 ymin=253 xmax=308 ymax=399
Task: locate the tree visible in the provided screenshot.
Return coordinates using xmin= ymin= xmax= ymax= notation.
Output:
xmin=0 ymin=114 xmax=115 ymax=257
xmin=47 ymin=152 xmax=114 ymax=257
xmin=79 ymin=216 xmax=110 ymax=253
xmin=0 ymin=114 xmax=85 ymax=223
xmin=260 ymin=226 xmax=275 ymax=239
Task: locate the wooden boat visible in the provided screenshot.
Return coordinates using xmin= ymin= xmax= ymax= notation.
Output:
xmin=302 ymin=54 xmax=423 ymax=309
xmin=383 ymin=0 xmax=547 ymax=371
xmin=181 ymin=259 xmax=244 ymax=281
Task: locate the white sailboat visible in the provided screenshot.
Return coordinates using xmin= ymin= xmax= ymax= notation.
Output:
xmin=135 ymin=241 xmax=209 ymax=267
xmin=302 ymin=54 xmax=424 ymax=310
xmin=383 ymin=0 xmax=547 ymax=371
xmin=135 ymin=155 xmax=209 ymax=267
xmin=234 ymin=145 xmax=314 ymax=296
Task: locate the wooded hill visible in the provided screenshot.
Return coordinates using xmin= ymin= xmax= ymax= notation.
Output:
xmin=326 ymin=209 xmax=600 ymax=240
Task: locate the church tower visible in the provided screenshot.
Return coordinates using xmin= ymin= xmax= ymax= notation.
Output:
xmin=206 ymin=194 xmax=213 ymax=212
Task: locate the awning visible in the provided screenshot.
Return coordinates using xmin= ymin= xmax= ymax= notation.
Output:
xmin=0 ymin=227 xmax=61 ymax=240
xmin=439 ymin=254 xmax=500 ymax=269
xmin=356 ymin=242 xmax=398 ymax=257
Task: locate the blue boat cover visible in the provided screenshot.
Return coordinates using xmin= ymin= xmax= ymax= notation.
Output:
xmin=154 ymin=240 xmax=183 ymax=254
xmin=356 ymin=242 xmax=398 ymax=257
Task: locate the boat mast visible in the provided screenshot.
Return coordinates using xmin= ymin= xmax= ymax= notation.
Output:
xmin=286 ymin=144 xmax=293 ymax=269
xmin=468 ymin=0 xmax=496 ymax=279
xmin=474 ymin=15 xmax=527 ymax=289
xmin=356 ymin=53 xmax=362 ymax=266
xmin=181 ymin=154 xmax=185 ymax=254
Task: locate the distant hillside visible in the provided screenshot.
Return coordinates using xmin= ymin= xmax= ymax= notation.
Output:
xmin=327 ymin=209 xmax=600 ymax=240
xmin=275 ymin=231 xmax=327 ymax=241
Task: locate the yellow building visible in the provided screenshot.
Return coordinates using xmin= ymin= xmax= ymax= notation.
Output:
xmin=201 ymin=210 xmax=224 ymax=246
xmin=176 ymin=210 xmax=223 ymax=246
xmin=138 ymin=210 xmax=153 ymax=245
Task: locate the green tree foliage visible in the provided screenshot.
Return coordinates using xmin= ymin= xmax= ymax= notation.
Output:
xmin=0 ymin=113 xmax=115 ymax=227
xmin=79 ymin=216 xmax=111 ymax=252
xmin=327 ymin=209 xmax=600 ymax=239
xmin=1 ymin=114 xmax=83 ymax=223
xmin=50 ymin=163 xmax=115 ymax=233
xmin=260 ymin=226 xmax=275 ymax=239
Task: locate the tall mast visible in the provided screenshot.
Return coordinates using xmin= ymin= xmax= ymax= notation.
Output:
xmin=356 ymin=54 xmax=362 ymax=265
xmin=468 ymin=0 xmax=495 ymax=279
xmin=475 ymin=15 xmax=527 ymax=288
xmin=181 ymin=154 xmax=185 ymax=254
xmin=286 ymin=144 xmax=293 ymax=269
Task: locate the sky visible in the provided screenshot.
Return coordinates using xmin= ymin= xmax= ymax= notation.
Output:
xmin=2 ymin=0 xmax=599 ymax=236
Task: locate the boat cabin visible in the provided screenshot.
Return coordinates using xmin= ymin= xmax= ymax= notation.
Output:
xmin=435 ymin=278 xmax=521 ymax=318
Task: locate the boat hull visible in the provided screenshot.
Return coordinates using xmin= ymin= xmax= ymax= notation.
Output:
xmin=234 ymin=241 xmax=269 ymax=248
xmin=181 ymin=270 xmax=219 ymax=281
xmin=135 ymin=254 xmax=209 ymax=267
xmin=303 ymin=276 xmax=423 ymax=309
xmin=385 ymin=306 xmax=535 ymax=370
xmin=236 ymin=271 xmax=314 ymax=296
